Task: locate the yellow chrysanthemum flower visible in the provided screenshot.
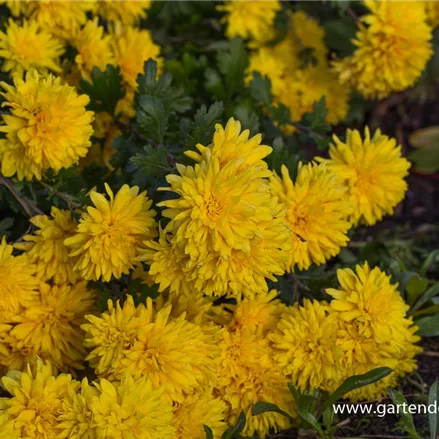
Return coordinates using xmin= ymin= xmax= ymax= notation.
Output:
xmin=0 ymin=360 xmax=77 ymax=439
xmin=318 ymin=128 xmax=411 ymax=226
xmin=121 ymin=299 xmax=220 ymax=402
xmin=140 ymin=227 xmax=193 ymax=296
xmin=91 ymin=374 xmax=175 ymax=439
xmin=173 ymin=389 xmax=227 ymax=439
xmin=15 ymin=207 xmax=79 ymax=284
xmin=112 ymin=27 xmax=163 ymax=91
xmin=216 ymin=328 xmax=292 ymax=437
xmin=0 ymin=237 xmax=39 ymax=323
xmin=10 ymin=281 xmax=96 ymax=371
xmin=327 ymin=263 xmax=412 ymax=349
xmin=270 ymin=163 xmax=352 ymax=271
xmin=218 ymin=1 xmax=281 ymax=43
xmin=58 ymin=377 xmax=100 ymax=439
xmin=0 ymin=19 xmax=64 ymax=76
xmin=27 ymin=0 xmax=95 ymax=42
xmin=96 ymin=0 xmax=151 ymax=25
xmin=0 ymin=69 xmax=94 ymax=181
xmin=64 ymin=183 xmax=156 ymax=282
xmin=0 ymin=0 xmax=28 ymax=17
xmin=159 ymin=155 xmax=273 ymax=260
xmin=229 ymin=289 xmax=284 ymax=335
xmin=0 ymin=411 xmax=20 ymax=439
xmin=333 ymin=0 xmax=432 ymax=99
xmin=82 ymin=295 xmax=150 ymax=381
xmin=247 ymin=11 xmax=348 ymax=127
xmin=74 ymin=19 xmax=115 ymax=81
xmin=270 ymin=300 xmax=341 ymax=392
xmin=426 ymin=1 xmax=439 ymax=27
xmin=186 ymin=118 xmax=272 ymax=170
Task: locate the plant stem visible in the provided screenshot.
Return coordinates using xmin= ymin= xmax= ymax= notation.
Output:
xmin=0 ymin=176 xmax=43 ymax=216
xmin=39 ymin=181 xmax=81 ymax=210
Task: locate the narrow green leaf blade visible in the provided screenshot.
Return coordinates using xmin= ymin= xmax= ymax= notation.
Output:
xmin=251 ymin=402 xmax=294 ymax=421
xmin=429 ymin=381 xmax=439 ymax=439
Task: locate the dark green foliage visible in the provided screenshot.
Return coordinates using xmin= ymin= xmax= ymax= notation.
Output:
xmin=80 ymin=65 xmax=125 ymax=115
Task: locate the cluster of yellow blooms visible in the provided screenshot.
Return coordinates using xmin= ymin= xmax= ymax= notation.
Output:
xmin=222 ymin=0 xmax=435 ymax=103
xmin=0 ymin=0 xmax=161 ymax=179
xmin=0 ymin=1 xmax=428 ymax=438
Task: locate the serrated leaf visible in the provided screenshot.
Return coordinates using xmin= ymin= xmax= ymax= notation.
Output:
xmin=184 ymin=102 xmax=224 ymax=149
xmin=80 ymin=65 xmax=124 ymax=114
xmin=249 ymin=71 xmax=272 ymax=106
xmin=136 ymin=96 xmax=168 ymax=144
xmin=217 ymin=38 xmax=248 ymax=98
xmin=130 ymin=144 xmax=172 ymax=178
xmin=234 ymin=105 xmax=260 ymax=135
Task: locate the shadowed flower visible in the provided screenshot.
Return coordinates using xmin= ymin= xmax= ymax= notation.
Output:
xmin=96 ymin=0 xmax=151 ymax=25
xmin=15 ymin=207 xmax=79 ymax=284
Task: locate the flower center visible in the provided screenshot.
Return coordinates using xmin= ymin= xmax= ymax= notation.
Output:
xmin=205 ymin=195 xmax=225 ymax=220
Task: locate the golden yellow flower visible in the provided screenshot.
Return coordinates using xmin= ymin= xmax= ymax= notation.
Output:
xmin=333 ymin=0 xmax=432 ymax=99
xmin=173 ymin=389 xmax=228 ymax=439
xmin=121 ymin=298 xmax=220 ymax=402
xmin=0 ymin=360 xmax=77 ymax=439
xmin=218 ymin=1 xmax=281 ymax=43
xmin=112 ymin=26 xmax=163 ymax=90
xmin=159 ymin=154 xmax=273 ymax=260
xmin=270 ymin=300 xmax=341 ymax=392
xmin=96 ymin=0 xmax=151 ymax=25
xmin=318 ymin=128 xmax=411 ymax=226
xmin=15 ymin=207 xmax=79 ymax=285
xmin=140 ymin=227 xmax=193 ymax=296
xmin=229 ymin=289 xmax=284 ymax=335
xmin=27 ymin=0 xmax=95 ymax=42
xmin=185 ymin=118 xmax=272 ymax=170
xmin=270 ymin=163 xmax=352 ymax=271
xmin=65 ymin=183 xmax=156 ymax=282
xmin=327 ymin=263 xmax=412 ymax=349
xmin=216 ymin=328 xmax=292 ymax=437
xmin=0 ymin=411 xmax=20 ymax=439
xmin=82 ymin=295 xmax=150 ymax=381
xmin=0 ymin=19 xmax=64 ymax=76
xmin=0 ymin=0 xmax=28 ymax=17
xmin=0 ymin=69 xmax=94 ymax=181
xmin=58 ymin=377 xmax=100 ymax=439
xmin=0 ymin=237 xmax=39 ymax=323
xmin=74 ymin=19 xmax=115 ymax=81
xmin=91 ymin=374 xmax=175 ymax=439
xmin=10 ymin=281 xmax=96 ymax=371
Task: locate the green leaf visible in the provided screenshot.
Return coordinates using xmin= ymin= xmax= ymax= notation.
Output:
xmin=234 ymin=105 xmax=260 ymax=135
xmin=287 ymin=382 xmax=301 ymax=404
xmin=221 ymin=411 xmax=246 ymax=439
xmin=319 ymin=367 xmax=393 ymax=415
xmin=405 ymin=273 xmax=429 ymax=306
xmin=203 ymin=425 xmax=214 ymax=439
xmin=415 ymin=314 xmax=439 ymax=337
xmin=251 ymin=402 xmax=294 ymax=421
xmin=420 ymin=250 xmax=439 ymax=277
xmin=249 ymin=72 xmax=272 ymax=106
xmin=323 ymin=18 xmax=356 ymax=57
xmin=136 ymin=96 xmax=168 ymax=144
xmin=0 ymin=217 xmax=14 ymax=237
xmin=184 ymin=102 xmax=224 ymax=149
xmin=429 ymin=380 xmax=439 ymax=439
xmin=301 ymin=98 xmax=329 ymax=133
xmin=296 ymin=408 xmax=324 ymax=437
xmin=412 ymin=304 xmax=439 ymax=317
xmin=204 ymin=67 xmax=225 ymax=100
xmin=410 ymin=283 xmax=439 ymax=314
xmin=80 ymin=65 xmax=125 ymax=115
xmin=388 ymin=389 xmax=421 ymax=439
xmin=130 ymin=144 xmax=172 ymax=178
xmin=217 ymin=38 xmax=248 ymax=98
